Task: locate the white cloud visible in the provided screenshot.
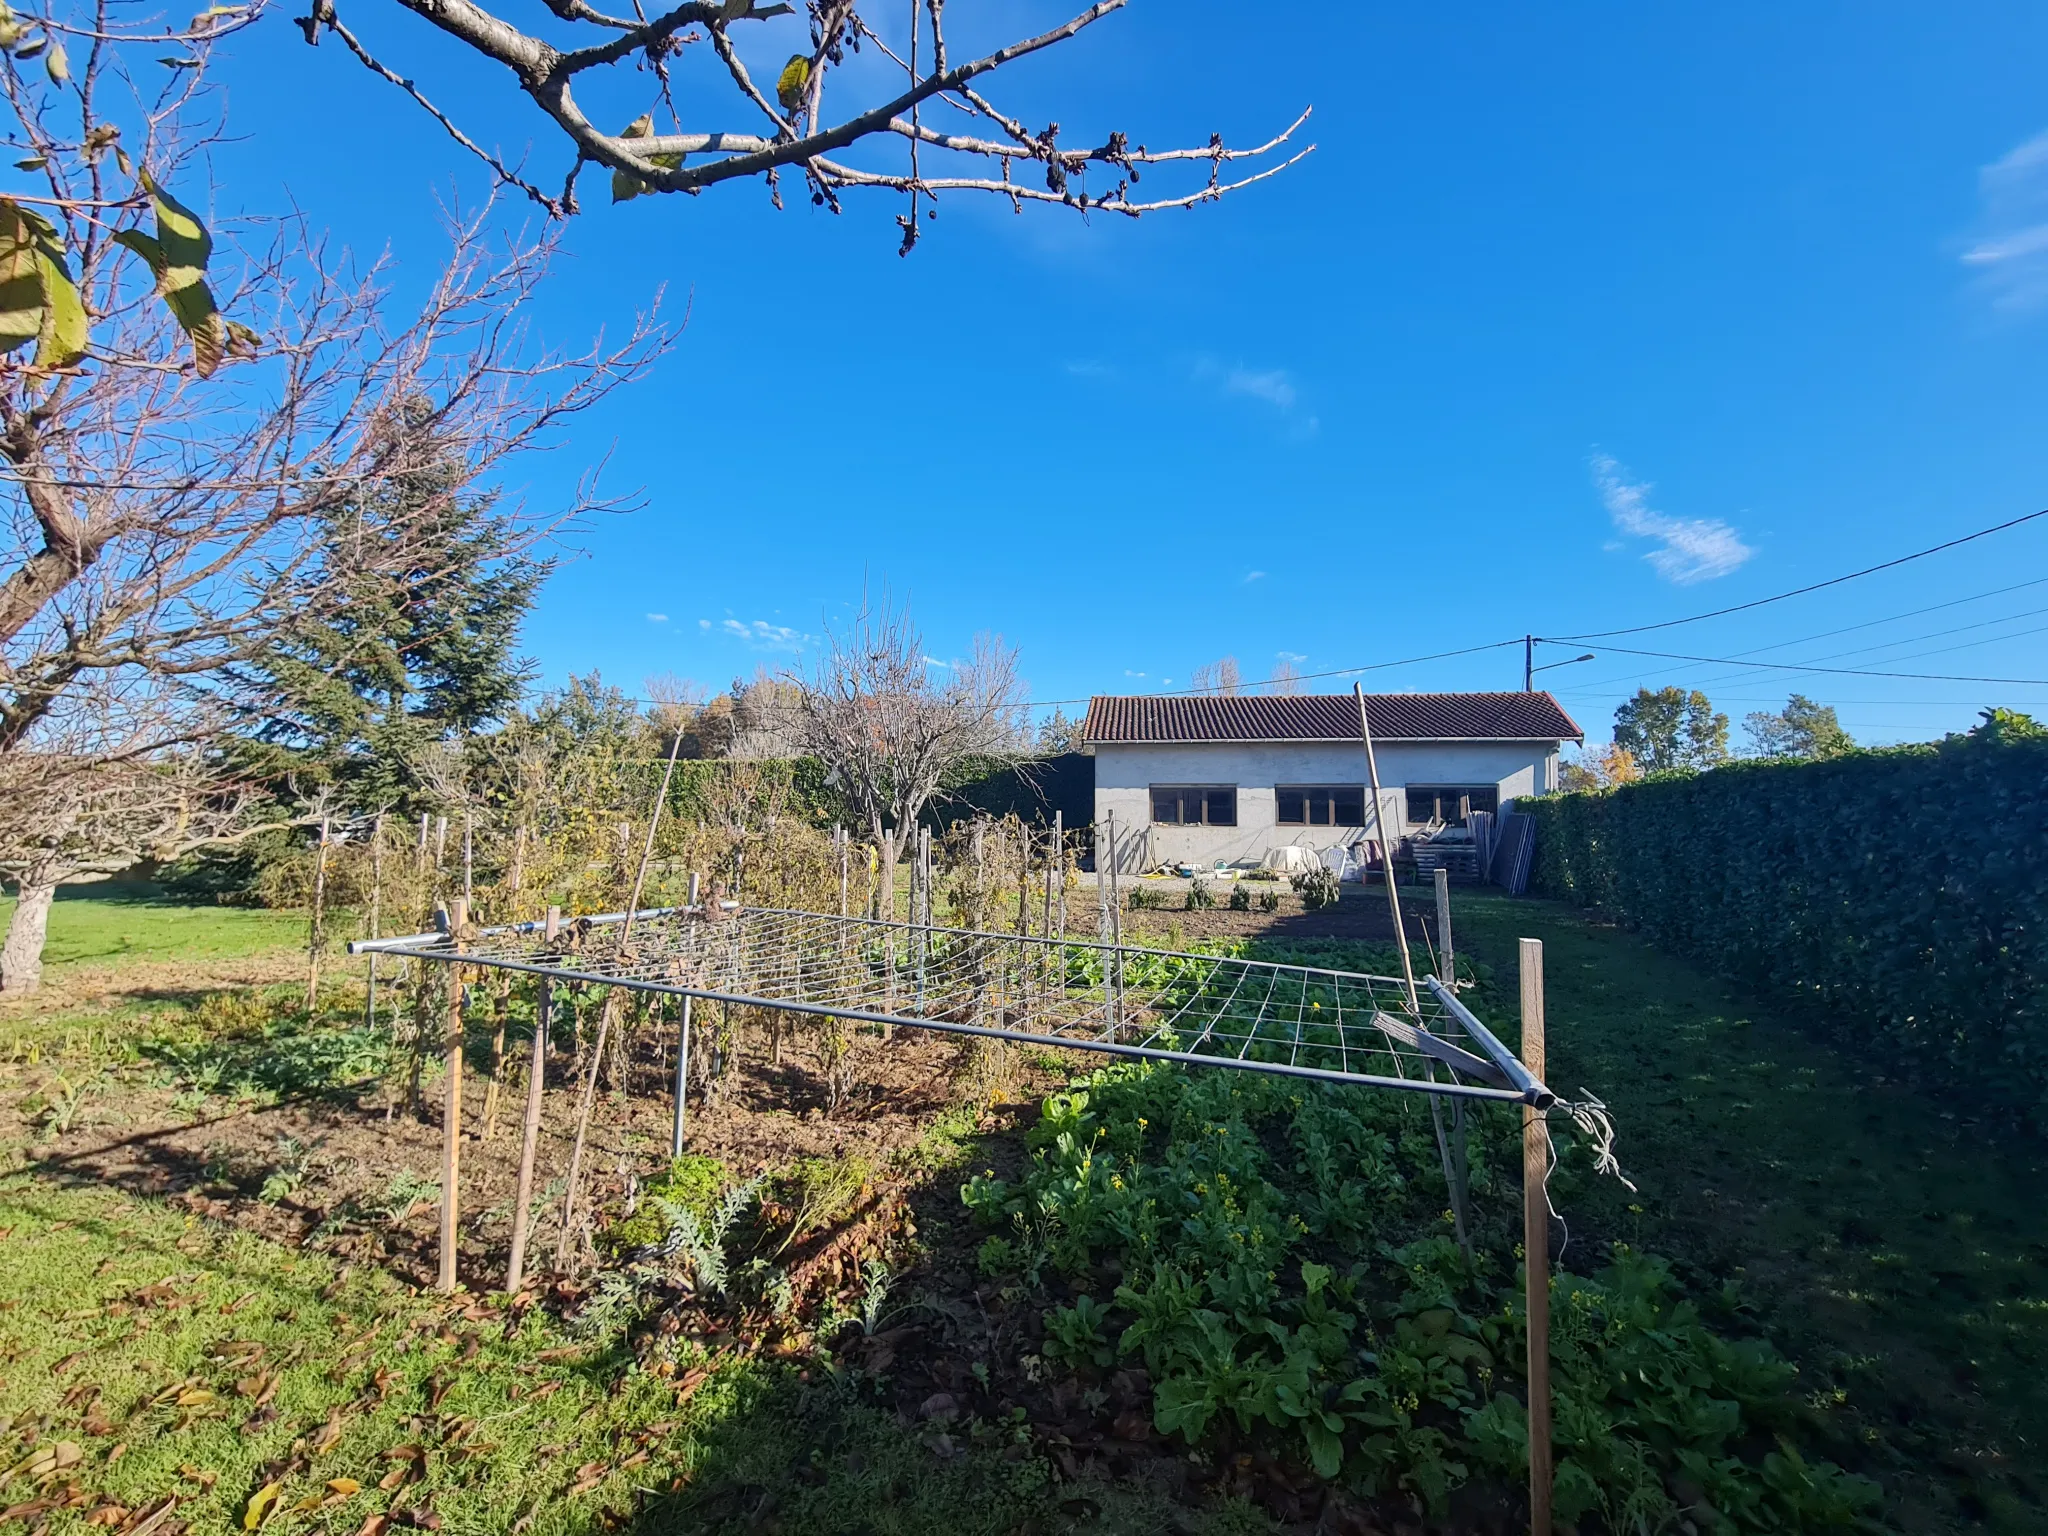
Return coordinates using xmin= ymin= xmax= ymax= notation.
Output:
xmin=1223 ymin=366 xmax=1297 ymax=409
xmin=922 ymin=655 xmax=952 ymax=669
xmin=646 ymin=613 xmax=668 ymax=623
xmin=716 ymin=618 xmax=812 ymax=651
xmin=1243 ymin=570 xmax=1267 ymax=584
xmin=1064 ymin=359 xmax=1112 ymax=378
xmin=698 ymin=618 xmax=711 ymax=630
xmin=1195 ymin=357 xmax=1301 ymax=414
xmin=1963 ymin=130 xmax=2048 ymax=310
xmin=1277 ymin=651 xmax=1308 ymax=663
xmin=1124 ymin=669 xmax=1147 ymax=679
xmin=1590 ymin=453 xmax=1754 ymax=585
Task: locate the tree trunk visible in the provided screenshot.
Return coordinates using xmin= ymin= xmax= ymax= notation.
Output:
xmin=0 ymin=880 xmax=56 ymax=997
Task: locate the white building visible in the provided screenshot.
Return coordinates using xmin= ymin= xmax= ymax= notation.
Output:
xmin=1081 ymin=692 xmax=1582 ymax=872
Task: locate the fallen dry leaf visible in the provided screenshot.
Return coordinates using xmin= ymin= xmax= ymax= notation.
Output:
xmin=352 ymin=1516 xmax=388 ymax=1536
xmin=309 ymin=1408 xmax=346 ymax=1456
xmin=242 ymin=1480 xmax=282 ymax=1530
xmin=566 ymin=1462 xmax=606 ymax=1497
xmin=116 ymin=1494 xmax=177 ymax=1536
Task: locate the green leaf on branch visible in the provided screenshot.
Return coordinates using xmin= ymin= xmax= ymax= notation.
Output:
xmin=0 ymin=198 xmax=88 ymax=368
xmin=610 ymin=113 xmax=682 ymax=204
xmin=114 ymin=171 xmax=233 ymax=376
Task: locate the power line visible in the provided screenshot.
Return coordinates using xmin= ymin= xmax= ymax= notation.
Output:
xmin=1541 ymin=638 xmax=2048 ymax=685
xmin=1020 ymin=639 xmax=1525 ymax=710
xmin=1549 ymin=506 xmax=2048 ymax=642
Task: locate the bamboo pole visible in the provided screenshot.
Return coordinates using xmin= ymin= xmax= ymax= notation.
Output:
xmin=306 ymin=814 xmax=330 ymax=1011
xmin=1354 ymin=684 xmax=1419 ymax=1014
xmin=438 ymin=897 xmax=469 ymax=1293
xmin=555 ymin=732 xmax=684 ymax=1271
xmin=504 ymin=905 xmax=559 ymax=1295
xmin=1520 ymin=937 xmax=1552 ymax=1534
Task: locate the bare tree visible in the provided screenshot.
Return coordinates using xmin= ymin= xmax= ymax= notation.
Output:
xmin=0 ymin=8 xmax=666 ymax=980
xmin=1268 ymin=657 xmax=1302 ymax=695
xmin=296 ymin=0 xmax=1310 ymax=244
xmin=787 ymin=591 xmax=1021 ymax=916
xmin=1191 ymin=656 xmax=1240 ymax=697
xmin=0 ymin=686 xmax=264 ymax=994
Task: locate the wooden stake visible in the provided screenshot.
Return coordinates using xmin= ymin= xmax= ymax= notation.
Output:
xmin=463 ymin=810 xmax=473 ymax=904
xmin=1435 ymin=866 xmax=1455 ymax=982
xmin=504 ymin=906 xmax=559 ymax=1295
xmin=306 ymin=814 xmax=330 ymax=1011
xmin=1520 ymin=937 xmax=1552 ymax=1534
xmin=435 ymin=814 xmax=447 ymax=870
xmin=671 ymin=995 xmax=693 ymax=1157
xmin=1054 ymin=809 xmax=1067 ymax=943
xmin=439 ymin=897 xmax=469 ymax=1293
xmin=367 ymin=812 xmax=385 ymax=1030
xmin=1355 ymin=685 xmax=1418 ymax=1013
xmin=836 ymin=825 xmax=848 ymax=917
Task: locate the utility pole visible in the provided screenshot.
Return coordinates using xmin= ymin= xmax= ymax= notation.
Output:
xmin=1524 ymin=634 xmax=1533 ymax=692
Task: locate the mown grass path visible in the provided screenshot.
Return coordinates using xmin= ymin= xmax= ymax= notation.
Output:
xmin=1453 ymin=893 xmax=2048 ymax=1535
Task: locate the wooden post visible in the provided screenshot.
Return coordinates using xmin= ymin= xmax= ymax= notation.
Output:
xmin=462 ymin=810 xmax=473 ymax=905
xmin=504 ymin=906 xmax=559 ymax=1294
xmin=837 ymin=826 xmax=849 ymax=917
xmin=1520 ymin=937 xmax=1552 ymax=1534
xmin=367 ymin=812 xmax=385 ymax=1030
xmin=688 ymin=870 xmax=701 ymax=908
xmin=435 ymin=814 xmax=447 ymax=870
xmin=1435 ymin=866 xmax=1455 ymax=982
xmin=671 ymin=995 xmax=693 ymax=1157
xmin=306 ymin=814 xmax=330 ymax=1011
xmin=1054 ymin=810 xmax=1067 ymax=942
xmin=417 ymin=811 xmax=428 ymax=874
xmin=1104 ymin=811 xmax=1123 ymax=1035
xmin=1355 ymin=685 xmax=1419 ymax=1014
xmin=439 ymin=897 xmax=469 ymax=1293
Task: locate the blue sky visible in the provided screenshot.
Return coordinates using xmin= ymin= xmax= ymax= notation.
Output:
xmin=213 ymin=2 xmax=2048 ymax=747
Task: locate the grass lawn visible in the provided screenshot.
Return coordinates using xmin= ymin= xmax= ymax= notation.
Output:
xmin=0 ymin=883 xmax=308 ymax=973
xmin=1451 ymin=892 xmax=2048 ymax=1534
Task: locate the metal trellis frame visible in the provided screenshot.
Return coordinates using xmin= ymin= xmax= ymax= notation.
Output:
xmin=351 ymin=902 xmax=1556 ymax=1107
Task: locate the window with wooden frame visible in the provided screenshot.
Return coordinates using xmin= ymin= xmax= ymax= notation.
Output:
xmin=1149 ymin=786 xmax=1238 ymax=827
xmin=1275 ymin=785 xmax=1367 ymax=826
xmin=1404 ymin=784 xmax=1499 ymax=826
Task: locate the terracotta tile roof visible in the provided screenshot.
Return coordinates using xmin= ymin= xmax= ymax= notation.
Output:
xmin=1080 ymin=692 xmax=1583 ymax=744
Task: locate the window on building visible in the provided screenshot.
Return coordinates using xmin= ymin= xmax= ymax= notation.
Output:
xmin=1275 ymin=785 xmax=1367 ymax=826
xmin=1404 ymin=785 xmax=1499 ymax=826
xmin=1150 ymin=786 xmax=1238 ymax=826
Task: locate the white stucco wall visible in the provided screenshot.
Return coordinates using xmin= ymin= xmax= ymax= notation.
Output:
xmin=1090 ymin=740 xmax=1561 ymax=870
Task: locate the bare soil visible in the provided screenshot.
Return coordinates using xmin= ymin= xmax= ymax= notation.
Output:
xmin=21 ymin=1010 xmax=1064 ymax=1294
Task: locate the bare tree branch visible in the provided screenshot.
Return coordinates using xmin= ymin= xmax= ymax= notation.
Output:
xmin=300 ymin=0 xmax=1311 ymax=230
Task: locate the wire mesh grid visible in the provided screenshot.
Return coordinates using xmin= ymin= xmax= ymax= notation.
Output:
xmin=357 ymin=905 xmax=1548 ymax=1103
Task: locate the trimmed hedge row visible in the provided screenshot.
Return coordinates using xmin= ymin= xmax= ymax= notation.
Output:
xmin=1520 ymin=736 xmax=2048 ymax=1129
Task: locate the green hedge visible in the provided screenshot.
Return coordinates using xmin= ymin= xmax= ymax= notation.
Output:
xmin=1520 ymin=736 xmax=2048 ymax=1129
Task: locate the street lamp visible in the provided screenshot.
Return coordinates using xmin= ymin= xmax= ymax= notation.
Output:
xmin=1523 ymin=636 xmax=1596 ymax=691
